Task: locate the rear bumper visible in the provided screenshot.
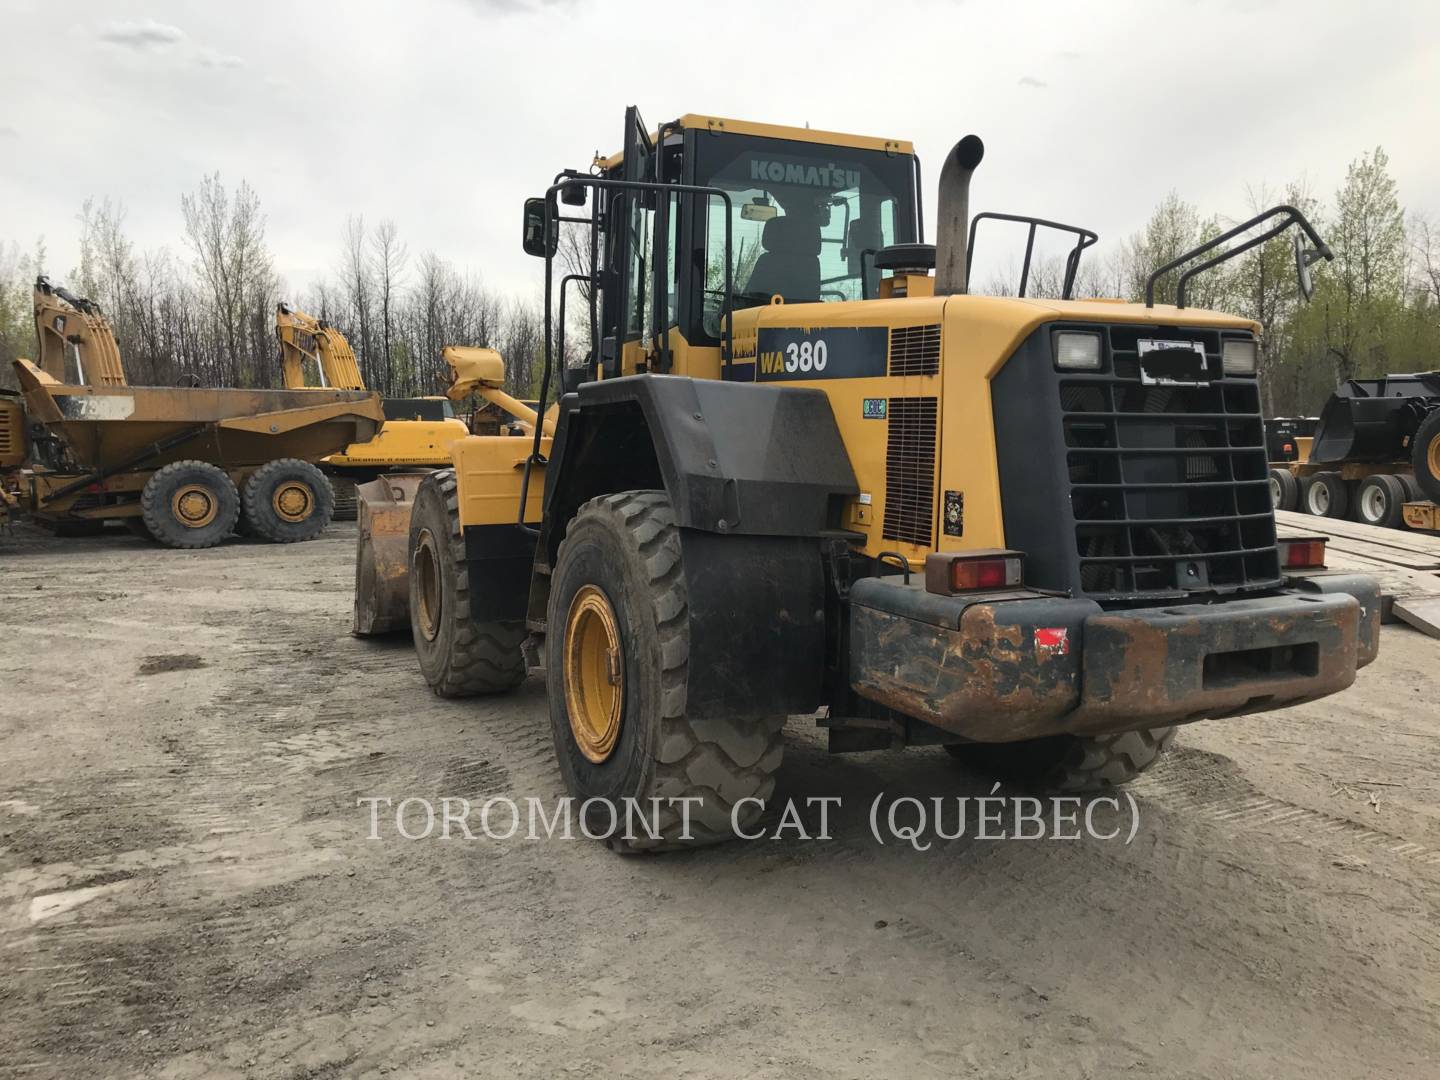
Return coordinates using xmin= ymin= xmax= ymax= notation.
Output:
xmin=848 ymin=574 xmax=1380 ymax=742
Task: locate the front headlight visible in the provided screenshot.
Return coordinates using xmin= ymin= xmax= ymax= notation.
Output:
xmin=1054 ymin=331 xmax=1102 ymax=371
xmin=1223 ymin=338 xmax=1258 ymax=376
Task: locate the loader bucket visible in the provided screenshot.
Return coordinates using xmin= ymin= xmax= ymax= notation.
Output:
xmin=353 ymin=472 xmax=425 ymax=636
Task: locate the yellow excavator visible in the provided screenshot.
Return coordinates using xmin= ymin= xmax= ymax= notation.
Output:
xmin=275 ymin=304 xmax=471 ymax=481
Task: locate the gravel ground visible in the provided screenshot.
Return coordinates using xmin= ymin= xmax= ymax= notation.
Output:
xmin=2 ymin=521 xmax=1438 ymax=1079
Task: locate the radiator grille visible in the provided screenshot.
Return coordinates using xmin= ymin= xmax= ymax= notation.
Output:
xmin=883 ymin=396 xmax=938 ymax=546
xmin=1062 ymin=326 xmax=1280 ymax=599
xmin=0 ymin=406 xmax=14 ymax=458
xmin=888 ymin=324 xmax=941 ymax=376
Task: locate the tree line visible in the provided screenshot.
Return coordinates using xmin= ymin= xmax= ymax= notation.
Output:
xmin=3 ymin=145 xmax=1437 ymax=417
xmin=0 ymin=176 xmax=545 ymax=398
xmin=980 ymin=146 xmax=1440 ymax=416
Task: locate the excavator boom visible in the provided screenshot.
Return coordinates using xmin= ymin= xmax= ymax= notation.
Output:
xmin=275 ymin=303 xmax=366 ymax=390
xmin=32 ymin=276 xmax=126 ymax=386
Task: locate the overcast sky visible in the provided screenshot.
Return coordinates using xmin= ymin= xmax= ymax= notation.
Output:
xmin=2 ymin=0 xmax=1438 ymax=301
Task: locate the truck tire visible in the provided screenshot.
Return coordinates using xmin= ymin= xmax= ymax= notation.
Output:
xmin=947 ymin=727 xmax=1176 ymax=793
xmin=547 ymin=490 xmax=785 ymax=851
xmin=242 ymin=458 xmax=335 ymax=543
xmin=1356 ymin=474 xmax=1407 ymax=529
xmin=1302 ymin=472 xmax=1348 ymax=518
xmin=1269 ymin=468 xmax=1299 ymax=511
xmin=408 ymin=468 xmax=526 ymax=697
xmin=1412 ymin=409 xmax=1440 ymax=504
xmin=1398 ymin=473 xmax=1423 ymax=504
xmin=141 ymin=460 xmax=240 ymax=549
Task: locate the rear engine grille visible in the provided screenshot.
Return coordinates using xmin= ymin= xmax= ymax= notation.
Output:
xmin=883 ymin=396 xmax=938 ymax=545
xmin=1062 ymin=325 xmax=1279 ymax=599
xmin=0 ymin=408 xmax=14 ymax=457
xmin=888 ymin=325 xmax=941 ymax=376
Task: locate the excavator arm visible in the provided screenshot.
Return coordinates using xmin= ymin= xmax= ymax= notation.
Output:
xmin=275 ymin=303 xmax=366 ymax=391
xmin=32 ymin=277 xmax=126 ymax=386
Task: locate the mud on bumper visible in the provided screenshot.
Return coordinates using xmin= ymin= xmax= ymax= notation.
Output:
xmin=848 ymin=574 xmax=1380 ymax=743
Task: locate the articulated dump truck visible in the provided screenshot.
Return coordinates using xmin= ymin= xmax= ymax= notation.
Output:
xmin=2 ymin=279 xmax=384 ymax=548
xmin=354 ymin=110 xmax=1380 ymax=851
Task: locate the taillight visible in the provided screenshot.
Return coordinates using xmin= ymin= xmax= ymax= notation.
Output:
xmin=924 ymin=550 xmax=1025 ymax=595
xmin=1278 ymin=537 xmax=1327 ymax=570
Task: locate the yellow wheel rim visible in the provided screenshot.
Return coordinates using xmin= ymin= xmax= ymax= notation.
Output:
xmin=1428 ymin=431 xmax=1440 ymax=478
xmin=272 ymin=480 xmax=314 ymax=523
xmin=414 ymin=528 xmax=442 ymax=643
xmin=563 ymin=585 xmax=623 ymax=764
xmin=171 ymin=484 xmax=217 ymax=529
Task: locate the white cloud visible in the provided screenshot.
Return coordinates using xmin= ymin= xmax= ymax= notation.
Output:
xmin=97 ymin=18 xmax=187 ymax=50
xmin=197 ymin=49 xmax=245 ymax=69
xmin=1018 ymin=75 xmax=1047 ymax=88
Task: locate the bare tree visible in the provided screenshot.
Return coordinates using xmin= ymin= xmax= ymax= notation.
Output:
xmin=371 ymin=219 xmax=408 ymax=395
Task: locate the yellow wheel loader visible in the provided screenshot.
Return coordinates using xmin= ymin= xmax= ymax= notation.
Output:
xmin=6 ymin=280 xmax=383 ymax=547
xmin=355 ymin=109 xmax=1379 ymax=850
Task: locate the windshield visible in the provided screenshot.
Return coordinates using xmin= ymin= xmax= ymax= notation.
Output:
xmin=695 ymin=133 xmax=916 ymax=337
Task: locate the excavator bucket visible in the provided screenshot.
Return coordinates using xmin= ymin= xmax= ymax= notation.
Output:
xmin=353 ymin=473 xmax=425 ymax=635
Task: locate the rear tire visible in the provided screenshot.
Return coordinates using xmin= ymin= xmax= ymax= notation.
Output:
xmin=1302 ymin=471 xmax=1348 ymax=518
xmin=141 ymin=460 xmax=239 ymax=549
xmin=1269 ymin=468 xmax=1299 ymax=511
xmin=947 ymin=727 xmax=1176 ymax=793
xmin=241 ymin=458 xmax=335 ymax=543
xmin=1356 ymin=474 xmax=1407 ymax=529
xmin=547 ymin=490 xmax=784 ymax=851
xmin=407 ymin=469 xmax=526 ymax=697
xmin=1411 ymin=409 xmax=1440 ymax=504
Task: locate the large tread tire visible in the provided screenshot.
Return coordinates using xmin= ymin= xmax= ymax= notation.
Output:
xmin=547 ymin=490 xmax=784 ymax=852
xmin=140 ymin=460 xmax=240 ymax=549
xmin=408 ymin=469 xmax=526 ymax=697
xmin=1355 ymin=474 xmax=1407 ymax=529
xmin=1411 ymin=409 xmax=1440 ymax=505
xmin=1302 ymin=471 xmax=1348 ymax=519
xmin=1269 ymin=468 xmax=1300 ymax=512
xmin=947 ymin=727 xmax=1176 ymax=794
xmin=241 ymin=458 xmax=335 ymax=543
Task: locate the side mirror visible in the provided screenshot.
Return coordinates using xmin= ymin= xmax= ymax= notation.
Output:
xmin=1294 ymin=231 xmax=1324 ymax=302
xmin=523 ymin=197 xmax=558 ymax=259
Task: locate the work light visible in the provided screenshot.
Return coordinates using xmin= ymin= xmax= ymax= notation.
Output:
xmin=1222 ymin=338 xmax=1258 ymax=376
xmin=1054 ymin=331 xmax=1103 ymax=371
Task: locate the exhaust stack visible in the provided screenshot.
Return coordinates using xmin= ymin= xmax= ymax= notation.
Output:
xmin=933 ymin=135 xmax=985 ymax=296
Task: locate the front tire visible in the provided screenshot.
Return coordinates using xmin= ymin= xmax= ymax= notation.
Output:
xmin=947 ymin=727 xmax=1176 ymax=793
xmin=407 ymin=469 xmax=526 ymax=697
xmin=547 ymin=491 xmax=784 ymax=851
xmin=141 ymin=460 xmax=239 ymax=549
xmin=241 ymin=458 xmax=335 ymax=543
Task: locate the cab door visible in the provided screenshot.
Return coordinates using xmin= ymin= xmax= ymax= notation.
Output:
xmin=607 ymin=106 xmax=656 ymax=377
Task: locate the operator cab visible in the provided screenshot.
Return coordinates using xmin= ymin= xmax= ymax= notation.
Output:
xmin=526 ymin=110 xmax=922 ymax=385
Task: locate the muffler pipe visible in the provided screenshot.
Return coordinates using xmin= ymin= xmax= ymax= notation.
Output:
xmin=934 ymin=134 xmax=985 ymax=296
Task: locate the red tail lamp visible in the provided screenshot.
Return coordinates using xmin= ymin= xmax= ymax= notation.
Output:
xmin=925 ymin=550 xmax=1025 ymax=595
xmin=1278 ymin=536 xmax=1327 ymax=570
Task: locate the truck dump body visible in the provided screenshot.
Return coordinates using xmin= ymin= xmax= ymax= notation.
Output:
xmin=16 ymin=362 xmax=382 ymax=472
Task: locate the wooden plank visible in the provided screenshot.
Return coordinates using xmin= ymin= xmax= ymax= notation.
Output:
xmin=1276 ymin=509 xmax=1440 ymax=558
xmin=1394 ymin=597 xmax=1440 ymax=639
